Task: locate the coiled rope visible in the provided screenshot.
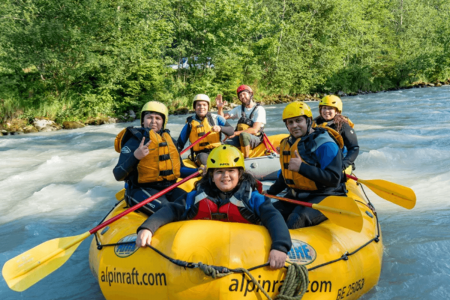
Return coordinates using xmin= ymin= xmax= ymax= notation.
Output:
xmin=197 ymin=261 xmax=308 ymax=300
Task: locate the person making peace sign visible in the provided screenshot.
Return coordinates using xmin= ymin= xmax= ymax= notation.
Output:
xmin=113 ymin=101 xmax=199 ymax=215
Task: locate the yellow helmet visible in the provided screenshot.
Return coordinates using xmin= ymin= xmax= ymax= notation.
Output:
xmin=282 ymin=102 xmax=313 ymax=121
xmin=206 ymin=145 xmax=245 ymax=170
xmin=319 ymin=95 xmax=342 ymax=113
xmin=140 ymin=101 xmax=169 ymax=129
xmin=193 ymin=94 xmax=211 ymax=109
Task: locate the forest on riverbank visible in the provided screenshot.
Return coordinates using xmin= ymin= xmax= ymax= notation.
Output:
xmin=1 ymin=0 xmax=449 ymax=128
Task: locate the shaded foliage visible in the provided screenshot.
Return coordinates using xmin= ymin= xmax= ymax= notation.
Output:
xmin=0 ymin=0 xmax=449 ymax=122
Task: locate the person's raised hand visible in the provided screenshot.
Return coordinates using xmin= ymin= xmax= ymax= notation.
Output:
xmin=211 ymin=125 xmax=221 ymax=132
xmin=288 ymin=150 xmax=302 ymax=172
xmin=268 ymin=249 xmax=287 ymax=269
xmin=134 ymin=137 xmax=151 ymax=160
xmin=135 ymin=229 xmax=153 ymax=248
xmin=216 ymin=94 xmax=227 ymax=109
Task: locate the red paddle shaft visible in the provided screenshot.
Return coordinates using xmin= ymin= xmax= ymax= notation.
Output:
xmin=263 ymin=133 xmax=278 ymax=154
xmin=180 ymin=132 xmax=212 ymax=155
xmin=346 ymin=174 xmax=358 ymax=181
xmin=266 ymin=194 xmax=313 ymax=208
xmin=89 ymin=171 xmax=200 ymax=234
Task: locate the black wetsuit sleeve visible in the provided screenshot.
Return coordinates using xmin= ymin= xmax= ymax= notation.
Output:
xmin=113 ymin=138 xmax=140 ymax=181
xmin=266 ymin=172 xmax=288 ymax=195
xmin=341 ymin=123 xmax=359 ymax=169
xmin=177 ymin=123 xmax=191 ymax=152
xmin=220 ymin=120 xmax=235 ymax=137
xmin=259 ymin=197 xmax=292 ymax=253
xmin=137 ymin=197 xmax=187 ymax=234
xmin=298 ymin=151 xmax=342 ymax=187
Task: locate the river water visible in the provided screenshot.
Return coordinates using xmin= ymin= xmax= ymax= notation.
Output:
xmin=1 ymin=86 xmax=449 ymax=299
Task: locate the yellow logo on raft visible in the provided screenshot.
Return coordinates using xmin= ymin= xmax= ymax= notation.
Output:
xmin=115 ymin=234 xmax=138 ymax=258
xmin=287 ymin=239 xmax=316 ymax=265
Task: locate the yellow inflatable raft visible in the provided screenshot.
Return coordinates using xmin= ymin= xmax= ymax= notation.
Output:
xmin=89 ymin=179 xmax=383 ymax=300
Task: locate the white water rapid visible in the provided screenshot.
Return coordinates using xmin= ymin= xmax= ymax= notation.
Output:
xmin=1 ymin=86 xmax=449 ymax=299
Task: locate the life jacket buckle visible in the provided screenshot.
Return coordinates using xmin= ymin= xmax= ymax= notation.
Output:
xmin=211 ymin=212 xmax=228 ymax=221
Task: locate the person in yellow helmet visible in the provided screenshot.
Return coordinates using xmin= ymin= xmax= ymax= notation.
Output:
xmin=135 ymin=145 xmax=291 ymax=269
xmin=113 ymin=101 xmax=198 ymax=215
xmin=216 ymin=85 xmax=266 ymax=158
xmin=315 ymin=95 xmax=359 ymax=172
xmin=177 ymin=94 xmax=234 ymax=166
xmin=266 ymin=102 xmax=346 ymax=229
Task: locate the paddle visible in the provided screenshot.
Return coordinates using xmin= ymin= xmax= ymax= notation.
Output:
xmin=266 ymin=194 xmax=363 ymax=232
xmin=263 ymin=133 xmax=278 ymax=154
xmin=2 ymin=171 xmax=201 ymax=292
xmin=180 ymin=132 xmax=211 ymax=155
xmin=346 ymin=174 xmax=416 ymax=209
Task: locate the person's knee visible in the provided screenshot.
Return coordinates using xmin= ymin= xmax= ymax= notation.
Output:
xmin=286 ymin=213 xmax=305 ymax=229
xmin=286 ymin=210 xmax=327 ymax=229
xmin=239 ymin=133 xmax=252 ymax=147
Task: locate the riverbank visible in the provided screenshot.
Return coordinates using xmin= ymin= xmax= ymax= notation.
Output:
xmin=1 ymin=80 xmax=449 ymax=136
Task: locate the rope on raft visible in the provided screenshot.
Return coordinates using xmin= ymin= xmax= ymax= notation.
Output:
xmin=196 ymin=261 xmax=308 ymax=300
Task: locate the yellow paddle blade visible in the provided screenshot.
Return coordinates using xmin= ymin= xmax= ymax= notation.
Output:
xmin=359 ymin=178 xmax=416 ymax=209
xmin=313 ymin=196 xmax=363 ymax=232
xmin=115 ymin=188 xmax=126 ymax=201
xmin=2 ymin=231 xmax=90 ymax=292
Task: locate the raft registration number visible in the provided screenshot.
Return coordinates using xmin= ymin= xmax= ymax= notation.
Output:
xmin=336 ymin=278 xmax=365 ymax=299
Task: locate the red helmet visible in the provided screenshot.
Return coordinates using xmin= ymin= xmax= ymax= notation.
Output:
xmin=237 ymin=85 xmax=253 ymax=96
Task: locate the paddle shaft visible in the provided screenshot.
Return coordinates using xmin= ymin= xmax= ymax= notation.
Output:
xmin=89 ymin=171 xmax=200 ymax=234
xmin=261 ymin=134 xmax=271 ymax=153
xmin=346 ymin=174 xmax=358 ymax=181
xmin=267 ymin=194 xmax=361 ymax=218
xmin=267 ymin=194 xmax=313 ymax=208
xmin=263 ymin=133 xmax=278 ymax=154
xmin=180 ymin=132 xmax=211 ymax=155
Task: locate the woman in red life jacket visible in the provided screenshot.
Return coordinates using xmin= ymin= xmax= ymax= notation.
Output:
xmin=135 ymin=145 xmax=292 ymax=269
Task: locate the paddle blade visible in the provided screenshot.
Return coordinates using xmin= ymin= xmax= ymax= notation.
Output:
xmin=2 ymin=231 xmax=90 ymax=292
xmin=313 ymin=196 xmax=363 ymax=232
xmin=359 ymin=179 xmax=416 ymax=209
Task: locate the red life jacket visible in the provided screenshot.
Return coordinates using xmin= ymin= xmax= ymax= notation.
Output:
xmin=191 ymin=192 xmax=251 ymax=223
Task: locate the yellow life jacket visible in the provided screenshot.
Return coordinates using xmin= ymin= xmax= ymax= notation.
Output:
xmin=114 ymin=127 xmax=181 ymax=183
xmin=137 ymin=130 xmax=181 ymax=183
xmin=344 ymin=116 xmax=355 ymax=128
xmin=280 ymin=128 xmax=340 ymax=191
xmin=188 ymin=115 xmax=221 ymax=152
xmin=280 ymin=138 xmax=318 ymax=191
xmin=114 ymin=128 xmax=127 ymax=153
